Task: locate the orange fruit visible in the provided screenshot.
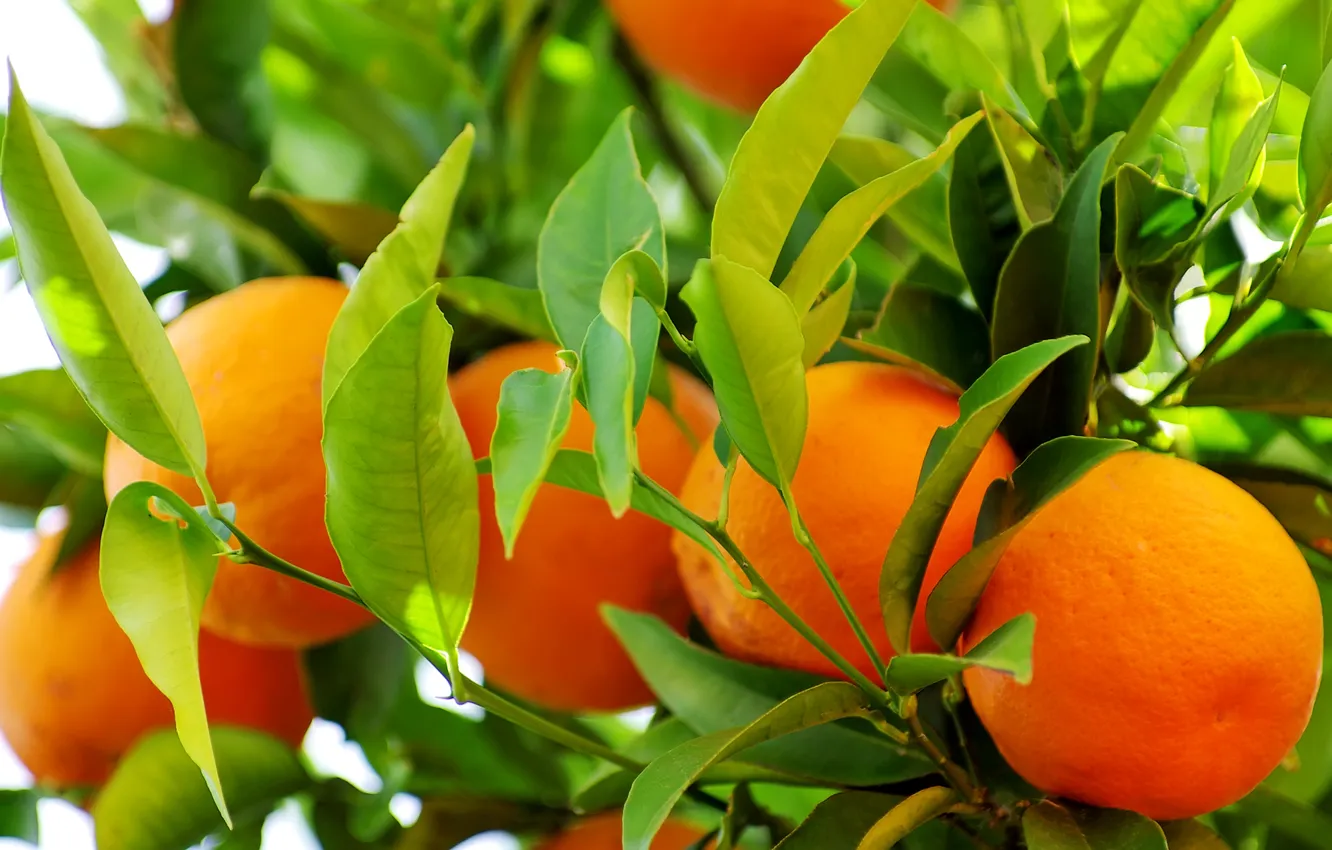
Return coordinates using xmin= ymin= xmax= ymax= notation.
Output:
xmin=962 ymin=451 xmax=1323 ymax=820
xmin=0 ymin=534 xmax=314 ymax=788
xmin=673 ymin=361 xmax=1016 ymax=679
xmin=104 ymin=277 xmax=373 ymax=648
xmin=605 ymin=0 xmax=954 ymax=112
xmin=535 ymin=812 xmax=705 ymax=849
xmin=451 ymin=341 xmax=719 ymax=712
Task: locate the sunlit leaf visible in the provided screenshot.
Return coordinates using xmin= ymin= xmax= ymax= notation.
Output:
xmin=1184 ymin=331 xmax=1332 ymax=416
xmin=490 ymin=367 xmax=575 ymax=558
xmin=857 ymin=786 xmax=959 ymax=850
xmin=800 ymin=263 xmax=856 ymax=370
xmin=985 ymin=97 xmax=1062 ymax=228
xmin=883 ymin=612 xmax=1035 ymax=694
xmin=1208 ymin=40 xmax=1268 ymax=212
xmin=1114 ymin=164 xmax=1205 ymax=332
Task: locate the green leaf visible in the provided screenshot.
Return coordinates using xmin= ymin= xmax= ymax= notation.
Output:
xmin=622 ymin=683 xmax=872 ymax=850
xmin=1024 ymin=803 xmax=1169 ymax=850
xmin=1208 ymin=40 xmax=1269 ymax=212
xmin=857 ymin=786 xmax=960 ymax=850
xmin=1299 ymin=55 xmax=1332 ymax=239
xmin=843 ymin=284 xmax=990 ymax=393
xmin=70 ymin=0 xmax=169 ymax=123
xmin=490 ymin=367 xmax=575 ymax=558
xmin=896 ymin=4 xmax=1024 ymax=115
xmin=612 ymin=249 xmax=669 ymax=313
xmin=583 ymin=314 xmax=637 ymax=517
xmin=101 ymin=481 xmax=229 ymax=823
xmin=801 ymin=264 xmax=857 ymax=370
xmin=1114 ymin=164 xmax=1205 ymax=332
xmin=174 ymin=0 xmax=273 ymax=159
xmin=324 ymin=286 xmax=480 ymax=669
xmin=683 ymin=257 xmax=806 ymax=490
xmin=991 ymin=134 xmax=1119 ymax=454
xmin=947 ymin=119 xmax=1022 ymax=322
xmin=986 ymin=98 xmax=1062 ymax=228
xmin=1184 ymin=331 xmax=1332 ymax=415
xmin=537 ymin=109 xmax=665 ymax=351
xmin=1207 ymin=463 xmax=1332 ymax=552
xmin=437 ymin=276 xmax=557 ymax=341
xmin=0 ymin=424 xmax=65 ymax=528
xmin=605 ymin=608 xmax=930 ymax=787
xmin=251 ymin=180 xmax=401 ymax=266
xmin=0 ymin=789 xmax=37 ymax=843
xmin=1268 ymin=245 xmax=1332 ymax=312
xmin=50 ymin=471 xmax=109 ymax=568
xmin=925 ymin=437 xmax=1136 ymax=650
xmin=322 ymin=127 xmax=475 ymax=410
xmin=773 ymin=792 xmax=902 ymax=850
xmin=711 ymin=0 xmax=914 ymax=279
xmin=478 ymin=450 xmax=722 ymax=559
xmin=781 ymin=114 xmax=982 ymax=317
xmin=0 ymin=368 xmax=106 ymax=474
xmin=1159 ymin=820 xmax=1231 ymax=849
xmin=883 ymin=612 xmax=1035 ymax=694
xmin=880 ymin=335 xmax=1087 ymax=653
xmin=1234 ymin=786 xmax=1332 ymax=847
xmin=1024 ymin=801 xmax=1094 ymax=850
xmin=93 ymin=728 xmax=308 ymax=850
xmin=1 ymin=73 xmax=208 ymax=483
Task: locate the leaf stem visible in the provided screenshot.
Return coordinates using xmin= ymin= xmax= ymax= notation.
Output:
xmin=215 ymin=516 xmax=364 ymax=607
xmin=903 ymin=696 xmax=981 ymax=803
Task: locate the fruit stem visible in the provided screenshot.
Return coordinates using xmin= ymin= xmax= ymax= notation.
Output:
xmin=633 ymin=470 xmax=898 ymax=716
xmin=789 ymin=504 xmax=890 ymax=686
xmin=903 ymin=695 xmax=982 ymax=804
xmin=216 ymin=516 xmax=365 ymax=607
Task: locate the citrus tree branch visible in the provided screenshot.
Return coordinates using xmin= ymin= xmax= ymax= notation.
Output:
xmin=216 ymin=516 xmax=365 ymax=606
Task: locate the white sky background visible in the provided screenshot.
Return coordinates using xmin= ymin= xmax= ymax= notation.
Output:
xmin=0 ymin=2 xmax=523 ymax=848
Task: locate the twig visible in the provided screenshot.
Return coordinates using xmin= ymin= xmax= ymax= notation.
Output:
xmin=903 ymin=696 xmax=982 ymax=803
xmin=217 ymin=516 xmax=365 ymax=607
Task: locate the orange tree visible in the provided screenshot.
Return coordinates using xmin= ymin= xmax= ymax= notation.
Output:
xmin=2 ymin=0 xmax=1332 ymax=848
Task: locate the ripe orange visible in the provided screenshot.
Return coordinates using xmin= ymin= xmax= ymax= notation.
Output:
xmin=605 ymin=0 xmax=954 ymax=112
xmin=673 ymin=361 xmax=1017 ymax=679
xmin=962 ymin=451 xmax=1323 ymax=820
xmin=451 ymin=341 xmax=719 ymax=712
xmin=0 ymin=534 xmax=314 ymax=788
xmin=104 ymin=277 xmax=373 ymax=648
xmin=535 ymin=812 xmax=705 ymax=849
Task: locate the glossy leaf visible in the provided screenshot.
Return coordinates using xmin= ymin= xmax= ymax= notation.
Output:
xmin=605 ymin=607 xmax=929 ymax=786
xmin=781 ymin=114 xmax=982 ymax=316
xmin=622 ymin=683 xmax=872 ymax=850
xmin=537 ymin=109 xmax=665 ymax=351
xmin=325 ymin=286 xmax=480 ymax=674
xmin=880 ymin=335 xmax=1086 ymax=653
xmin=1184 ymin=331 xmax=1332 ymax=416
xmin=437 ymin=276 xmax=557 ymax=341
xmin=583 ymin=313 xmax=637 ymax=516
xmin=800 ymin=264 xmax=857 ymax=370
xmin=712 ymin=0 xmax=913 ymax=278
xmin=843 ymin=284 xmax=989 ymax=392
xmin=1 ymin=74 xmax=208 ymax=482
xmin=926 ymin=437 xmax=1136 ymax=649
xmin=991 ymin=134 xmax=1119 ymax=454
xmin=94 ymin=728 xmax=308 ymax=850
xmin=986 ymin=97 xmax=1062 ymax=228
xmin=857 ymin=786 xmax=959 ymax=850
xmin=1208 ymin=40 xmax=1268 ymax=212
xmin=174 ymin=0 xmax=273 ymax=159
xmin=1114 ymin=164 xmax=1205 ymax=331
xmin=883 ymin=612 xmax=1035 ymax=694
xmin=0 ymin=368 xmax=106 ymax=474
xmin=322 ymin=126 xmax=475 ymax=409
xmin=490 ymin=367 xmax=575 ymax=557
xmin=1024 ymin=801 xmax=1094 ymax=850
xmin=947 ymin=119 xmax=1021 ymax=321
xmin=773 ymin=792 xmax=901 ymax=850
xmin=1025 ymin=804 xmax=1169 ymax=850
xmin=101 ymin=482 xmax=229 ymax=823
xmin=1299 ymin=54 xmax=1332 ymax=242
xmin=682 ymin=257 xmax=807 ymax=490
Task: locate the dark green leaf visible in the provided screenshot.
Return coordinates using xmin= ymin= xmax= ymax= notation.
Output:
xmin=926 ymin=437 xmax=1136 ymax=648
xmin=1074 ymin=808 xmax=1169 ymax=850
xmin=1236 ymin=786 xmax=1332 ymax=848
xmin=2 ymin=74 xmax=208 ymax=482
xmin=437 ymin=277 xmax=557 ymax=341
xmin=623 ymin=683 xmax=872 ymax=850
xmin=1184 ymin=331 xmax=1332 ymax=415
xmin=102 ymin=482 xmax=229 ymax=822
xmin=251 ymin=180 xmax=400 ymax=266
xmin=537 ymin=109 xmax=664 ymax=352
xmin=844 ymin=284 xmax=990 ymax=392
xmin=991 ymin=134 xmax=1119 ymax=454
xmin=857 ymin=786 xmax=959 ymax=850
xmin=1114 ymin=164 xmax=1205 ymax=331
xmin=986 ymin=97 xmax=1062 ymax=228
xmin=174 ymin=0 xmax=273 ymax=159
xmin=773 ymin=791 xmax=901 ymax=850
xmin=0 ymin=424 xmax=65 ymax=528
xmin=323 ymin=128 xmax=475 ymax=409
xmin=712 ymin=0 xmax=914 ymax=279
xmin=883 ymin=612 xmax=1035 ymax=694
xmin=0 ymin=368 xmax=106 ymax=474
xmin=70 ymin=0 xmax=169 ymax=122
xmin=947 ymin=118 xmax=1022 ymax=321
xmin=605 ymin=607 xmax=929 ymax=786
xmin=1024 ymin=801 xmax=1094 ymax=850
xmin=325 ymin=286 xmax=479 ymax=676
xmin=881 ymin=336 xmax=1087 ymax=652
xmin=93 ymin=728 xmax=308 ymax=850
xmin=1160 ymin=819 xmax=1231 ymax=849
xmin=490 ymin=367 xmax=575 ymax=558
xmin=0 ymin=789 xmax=37 ymax=843
xmin=49 ymin=472 xmax=108 ymax=569
xmin=682 ymin=257 xmax=806 ymax=491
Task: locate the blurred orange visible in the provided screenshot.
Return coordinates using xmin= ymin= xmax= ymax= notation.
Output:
xmin=0 ymin=534 xmax=314 ymax=788
xmin=535 ymin=812 xmax=706 ymax=849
